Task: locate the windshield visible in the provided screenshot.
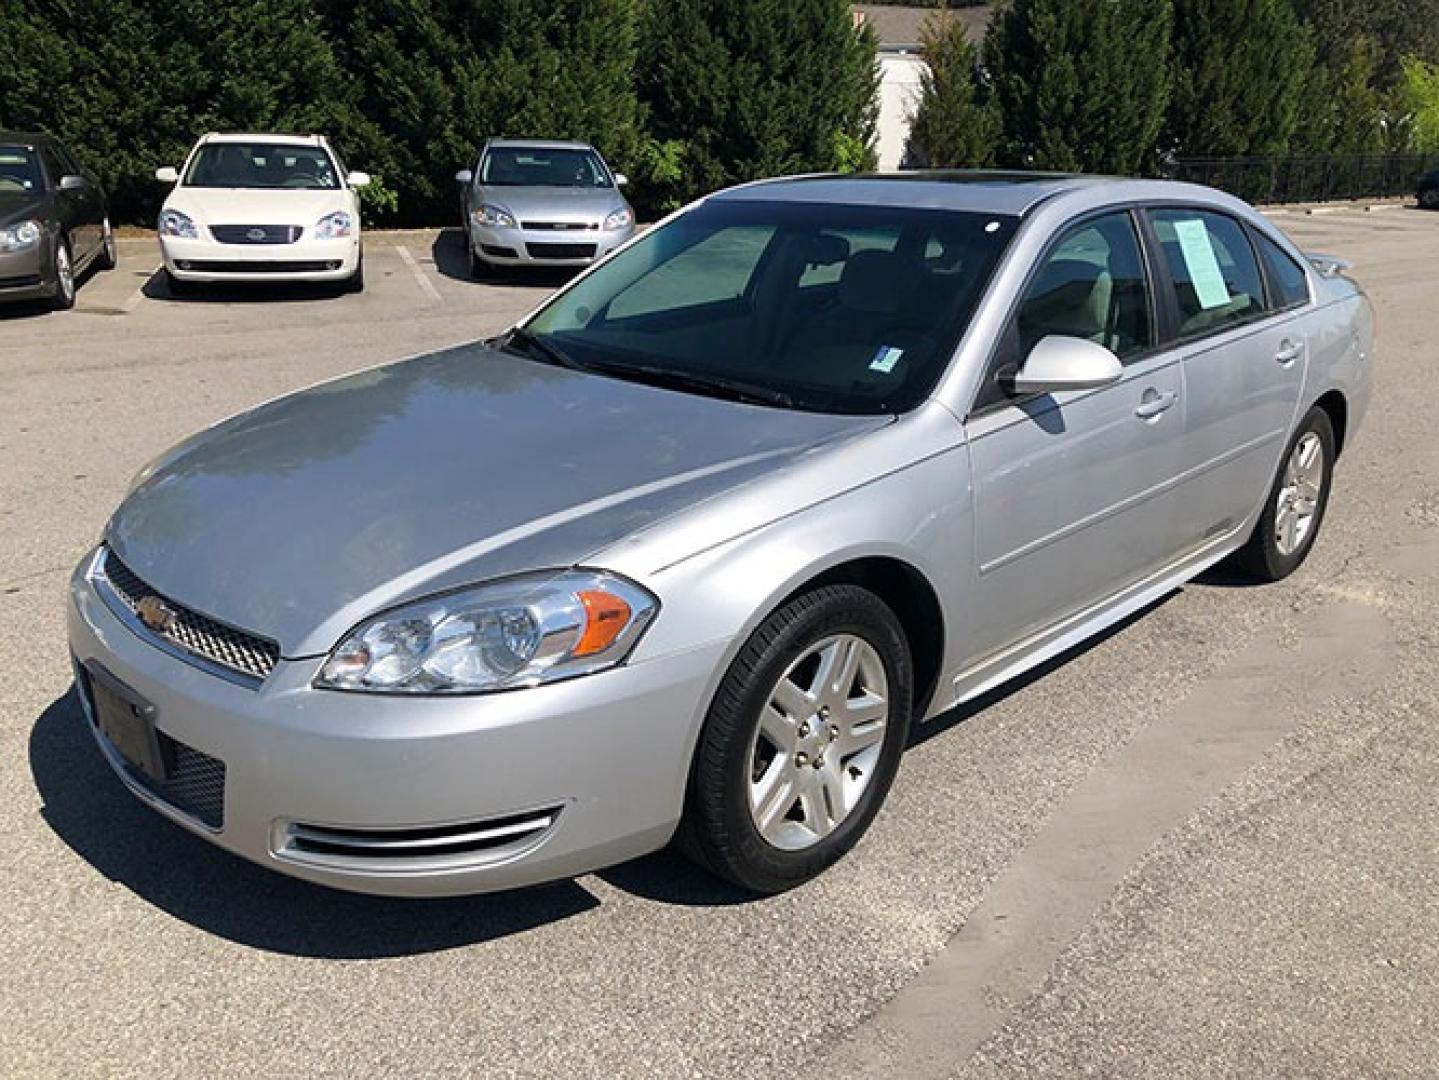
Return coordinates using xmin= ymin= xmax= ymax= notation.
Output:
xmin=183 ymin=143 xmax=341 ymax=190
xmin=0 ymin=147 xmax=44 ymax=193
xmin=521 ymin=199 xmax=1018 ymax=414
xmin=480 ymin=147 xmax=612 ymax=188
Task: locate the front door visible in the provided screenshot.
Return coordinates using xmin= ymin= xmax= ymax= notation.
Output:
xmin=963 ymin=210 xmax=1191 ymax=663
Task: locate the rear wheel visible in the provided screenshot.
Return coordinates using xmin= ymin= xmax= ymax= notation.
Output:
xmin=677 ymin=584 xmax=912 ymax=894
xmin=96 ymin=218 xmax=117 ymax=271
xmin=50 ymin=238 xmax=75 ymax=310
xmin=1233 ymin=406 xmax=1336 ymax=581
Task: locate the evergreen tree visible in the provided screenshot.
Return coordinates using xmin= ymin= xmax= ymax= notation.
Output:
xmin=637 ymin=0 xmax=878 ymax=200
xmin=905 ymin=9 xmax=998 ymax=168
xmin=1296 ymin=0 xmax=1439 ymax=90
xmin=985 ymin=0 xmax=1173 ymax=175
xmin=1292 ymin=37 xmax=1386 ymax=154
xmin=1165 ymin=0 xmax=1313 ymax=158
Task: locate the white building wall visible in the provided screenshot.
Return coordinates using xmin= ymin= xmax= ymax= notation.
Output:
xmin=876 ymin=52 xmax=928 ymax=171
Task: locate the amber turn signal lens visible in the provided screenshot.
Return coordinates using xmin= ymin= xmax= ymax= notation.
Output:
xmin=574 ymin=590 xmax=633 ymax=656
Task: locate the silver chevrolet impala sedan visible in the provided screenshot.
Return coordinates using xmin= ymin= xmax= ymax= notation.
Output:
xmin=67 ymin=173 xmax=1372 ymax=897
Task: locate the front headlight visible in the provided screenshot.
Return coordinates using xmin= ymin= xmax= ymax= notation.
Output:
xmin=603 ymin=207 xmax=634 ymax=231
xmin=158 ymin=209 xmax=199 ymax=239
xmin=315 ymin=210 xmax=353 ymax=239
xmin=315 ymin=570 xmax=658 ymax=694
xmin=472 ymin=204 xmax=517 ymax=229
xmin=0 ymin=219 xmax=42 ymax=252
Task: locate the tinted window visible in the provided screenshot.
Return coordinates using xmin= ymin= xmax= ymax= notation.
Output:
xmin=183 ymin=143 xmax=340 ymax=190
xmin=1152 ymin=209 xmax=1266 ymax=338
xmin=481 ymin=147 xmax=611 ymax=189
xmin=1254 ymin=231 xmax=1309 ymax=310
xmin=524 ymin=199 xmax=1019 ymax=414
xmin=0 ymin=146 xmax=44 ymax=192
xmin=1017 ymin=212 xmax=1153 ymax=361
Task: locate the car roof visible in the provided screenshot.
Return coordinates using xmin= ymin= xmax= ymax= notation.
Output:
xmin=199 ymin=132 xmax=327 ymax=147
xmin=713 ymin=171 xmax=1112 ymax=216
xmin=485 ymin=138 xmax=596 ymax=152
xmin=0 ymin=131 xmax=51 ymax=148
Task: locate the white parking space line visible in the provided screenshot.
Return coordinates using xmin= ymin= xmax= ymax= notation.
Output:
xmin=120 ymin=270 xmax=157 ymax=313
xmin=397 ymin=245 xmax=442 ymax=304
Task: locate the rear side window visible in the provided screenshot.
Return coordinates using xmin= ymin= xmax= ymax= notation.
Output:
xmin=1151 ymin=209 xmax=1266 ymax=339
xmin=1253 ymin=231 xmax=1310 ymax=310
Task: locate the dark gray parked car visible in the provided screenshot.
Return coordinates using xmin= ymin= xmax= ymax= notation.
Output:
xmin=0 ymin=131 xmax=115 ymax=310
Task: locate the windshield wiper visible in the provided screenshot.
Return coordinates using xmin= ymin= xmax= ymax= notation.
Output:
xmin=583 ymin=360 xmax=795 ymax=408
xmin=499 ymin=327 xmax=590 ymax=372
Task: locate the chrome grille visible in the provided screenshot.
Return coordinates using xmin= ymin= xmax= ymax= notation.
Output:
xmin=100 ymin=549 xmax=280 ymax=682
xmin=209 ymin=224 xmax=303 ymax=245
xmin=520 ymin=221 xmax=598 ymax=232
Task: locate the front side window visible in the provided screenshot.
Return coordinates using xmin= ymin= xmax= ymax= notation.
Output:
xmin=1253 ymin=230 xmax=1310 ymax=311
xmin=1151 ymin=209 xmax=1266 ymax=338
xmin=480 ymin=147 xmax=612 ymax=189
xmin=0 ymin=146 xmax=44 ymax=192
xmin=1015 ymin=212 xmax=1153 ymax=362
xmin=520 ymin=199 xmax=1019 ymax=414
xmin=183 ymin=143 xmax=340 ymax=190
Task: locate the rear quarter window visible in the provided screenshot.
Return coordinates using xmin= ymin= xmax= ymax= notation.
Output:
xmin=1253 ymin=231 xmax=1310 ymax=310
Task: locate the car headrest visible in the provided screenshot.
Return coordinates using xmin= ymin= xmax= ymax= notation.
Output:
xmin=839 ymin=250 xmax=922 ymax=316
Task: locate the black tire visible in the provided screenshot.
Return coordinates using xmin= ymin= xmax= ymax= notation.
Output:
xmin=470 ymin=245 xmax=490 ymax=280
xmin=1232 ymin=406 xmax=1336 ymax=582
xmin=677 ymin=584 xmax=913 ymax=894
xmin=1420 ymin=187 xmax=1439 ymax=210
xmin=50 ymin=237 xmax=76 ymax=310
xmin=163 ymin=268 xmax=194 ymax=298
xmin=96 ymin=218 xmax=117 ymax=271
xmin=344 ymin=251 xmax=365 ymax=294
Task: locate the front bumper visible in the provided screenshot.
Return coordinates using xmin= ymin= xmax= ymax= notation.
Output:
xmin=0 ymin=244 xmax=51 ymax=303
xmin=66 ymin=552 xmax=720 ymax=897
xmin=468 ymin=222 xmax=633 ymax=268
xmin=160 ymin=234 xmax=359 ymax=282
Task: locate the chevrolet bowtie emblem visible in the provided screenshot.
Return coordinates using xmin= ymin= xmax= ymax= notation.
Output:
xmin=135 ymin=595 xmax=176 ymax=634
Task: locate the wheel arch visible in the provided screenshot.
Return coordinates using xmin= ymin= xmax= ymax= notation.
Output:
xmin=773 ymin=556 xmax=946 ymax=721
xmin=1313 ymin=389 xmax=1348 ymax=457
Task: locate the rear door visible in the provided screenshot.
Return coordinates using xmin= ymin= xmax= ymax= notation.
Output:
xmin=963 ymin=209 xmax=1191 ymax=661
xmin=1144 ymin=208 xmax=1308 ymax=549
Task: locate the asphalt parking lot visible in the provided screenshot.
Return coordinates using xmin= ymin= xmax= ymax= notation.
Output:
xmin=3 ymin=211 xmax=1437 ymax=1078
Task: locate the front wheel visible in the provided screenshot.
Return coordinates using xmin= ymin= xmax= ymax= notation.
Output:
xmin=1233 ymin=406 xmax=1336 ymax=581
xmin=343 ymin=250 xmax=365 ymax=294
xmin=50 ymin=237 xmax=76 ymax=310
xmin=678 ymin=584 xmax=913 ymax=894
xmin=96 ymin=218 xmax=117 ymax=271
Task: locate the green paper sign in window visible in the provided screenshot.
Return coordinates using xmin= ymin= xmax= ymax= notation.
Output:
xmin=1173 ymin=219 xmax=1231 ymax=310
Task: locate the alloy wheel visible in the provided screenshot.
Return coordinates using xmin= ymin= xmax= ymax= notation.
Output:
xmin=747 ymin=633 xmax=889 ymax=851
xmin=1275 ymin=431 xmax=1324 ymax=556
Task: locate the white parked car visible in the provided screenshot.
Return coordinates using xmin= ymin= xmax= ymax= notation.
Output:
xmin=154 ymin=133 xmax=368 ymax=294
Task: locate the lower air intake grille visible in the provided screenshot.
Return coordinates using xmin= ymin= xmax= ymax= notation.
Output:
xmin=524 ymin=242 xmax=597 ymax=260
xmin=100 ymin=548 xmax=280 ymax=682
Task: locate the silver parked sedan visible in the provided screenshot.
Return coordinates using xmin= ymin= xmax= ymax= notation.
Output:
xmin=67 ymin=173 xmax=1372 ymax=897
xmin=455 ymin=138 xmax=636 ymax=277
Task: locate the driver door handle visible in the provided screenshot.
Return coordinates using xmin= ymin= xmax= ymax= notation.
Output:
xmin=1275 ymin=340 xmax=1304 ymax=365
xmin=1135 ymin=389 xmax=1179 ymax=419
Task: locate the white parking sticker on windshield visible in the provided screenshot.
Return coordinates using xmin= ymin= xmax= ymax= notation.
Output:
xmin=1173 ymin=219 xmax=1231 ymax=310
xmin=870 ymin=346 xmax=904 ymax=374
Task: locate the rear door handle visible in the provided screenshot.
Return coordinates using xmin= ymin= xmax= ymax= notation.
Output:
xmin=1275 ymin=340 xmax=1304 ymax=365
xmin=1135 ymin=389 xmax=1178 ymax=420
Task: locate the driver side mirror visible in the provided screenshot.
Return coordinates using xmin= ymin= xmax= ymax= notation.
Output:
xmin=154 ymin=166 xmax=179 ymax=183
xmin=1009 ymin=336 xmax=1123 ymax=396
xmin=59 ymin=174 xmax=87 ymax=191
xmin=454 ymin=169 xmax=474 ymax=185
xmin=612 ymin=173 xmax=628 ymax=187
xmin=346 ymin=171 xmax=371 ymax=188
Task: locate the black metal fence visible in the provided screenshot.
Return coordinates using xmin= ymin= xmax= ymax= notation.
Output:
xmin=1167 ymin=154 xmax=1439 ymax=204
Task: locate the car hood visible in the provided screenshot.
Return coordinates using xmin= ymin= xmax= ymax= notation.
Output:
xmin=479 ymin=185 xmax=626 ymax=223
xmin=0 ymin=190 xmax=49 ymax=227
xmin=164 ymin=186 xmax=350 ymax=227
xmin=106 ymin=344 xmax=884 ymax=657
